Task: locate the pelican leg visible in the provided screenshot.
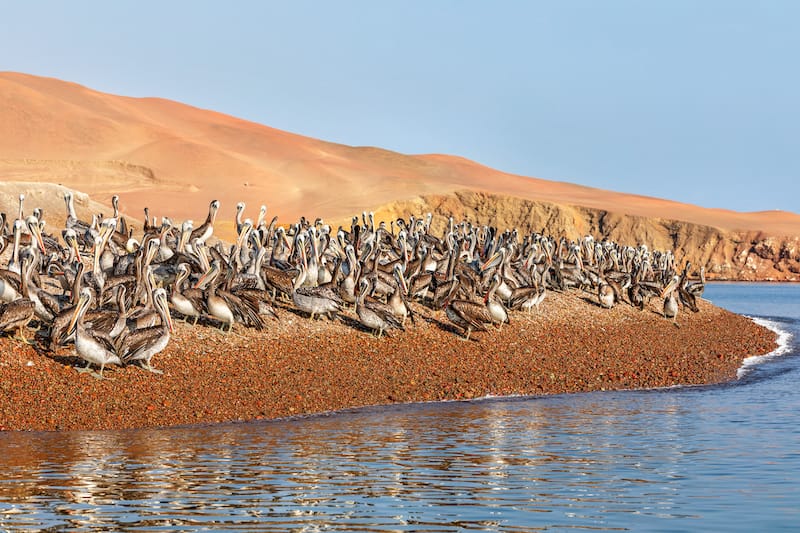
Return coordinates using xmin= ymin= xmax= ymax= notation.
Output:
xmin=76 ymin=361 xmax=94 ymax=374
xmin=142 ymin=362 xmax=163 ymax=375
xmin=96 ymin=363 xmax=114 ymax=380
xmin=13 ymin=326 xmax=34 ymax=345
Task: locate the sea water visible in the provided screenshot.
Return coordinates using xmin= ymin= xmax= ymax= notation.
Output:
xmin=0 ymin=283 xmax=797 ymax=531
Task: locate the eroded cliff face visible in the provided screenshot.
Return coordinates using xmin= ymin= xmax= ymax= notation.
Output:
xmin=365 ymin=191 xmax=800 ymax=281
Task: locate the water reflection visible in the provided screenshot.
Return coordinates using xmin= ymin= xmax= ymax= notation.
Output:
xmin=0 ymin=393 xmax=740 ymax=531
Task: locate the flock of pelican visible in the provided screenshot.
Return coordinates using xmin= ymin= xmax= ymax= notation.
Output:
xmin=0 ymin=193 xmax=705 ymax=378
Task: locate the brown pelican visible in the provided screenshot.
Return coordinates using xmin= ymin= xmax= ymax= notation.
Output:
xmin=0 ymin=264 xmax=22 ymax=305
xmin=686 ymin=265 xmax=706 ymax=300
xmin=195 ymin=261 xmax=264 ymax=331
xmin=290 ymin=236 xmax=343 ymax=320
xmin=49 ymin=261 xmax=86 ymax=350
xmin=117 ymin=287 xmax=173 ymax=374
xmin=355 ymin=278 xmax=404 ymax=338
xmin=444 ymin=293 xmax=494 ymax=341
xmin=660 ymin=275 xmax=681 ymax=326
xmin=20 ymin=251 xmax=63 ymax=323
xmin=67 ymin=287 xmax=123 ymax=378
xmin=388 ymin=264 xmax=415 ymax=326
xmin=598 ymin=281 xmax=615 ymax=309
xmin=509 ymin=283 xmax=546 ymax=314
xmin=169 ymin=263 xmax=204 ymax=324
xmin=338 ymin=244 xmax=360 ymax=306
xmin=485 ymin=274 xmax=510 ymax=328
xmin=190 ymin=199 xmax=220 ymax=244
xmin=63 ymin=191 xmax=93 ymax=247
xmin=6 ymin=219 xmax=24 ymax=275
xmin=235 ymin=202 xmax=246 ymax=235
xmin=0 ymin=298 xmax=36 ymax=343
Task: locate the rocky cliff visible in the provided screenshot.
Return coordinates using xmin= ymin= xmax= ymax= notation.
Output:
xmin=365 ymin=191 xmax=800 ymax=281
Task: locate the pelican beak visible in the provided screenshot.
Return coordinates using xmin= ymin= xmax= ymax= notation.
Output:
xmin=160 ymin=294 xmax=174 ymax=332
xmin=481 ymin=251 xmax=501 ymax=272
xmin=30 ymin=222 xmax=46 ymax=254
xmin=67 ymin=293 xmax=89 ymax=334
xmin=660 ymin=278 xmax=678 ymax=298
xmin=194 ymin=265 xmax=215 ymax=289
xmin=396 ymin=268 xmax=409 ymax=296
xmin=145 ymin=239 xmax=160 ymax=265
xmin=236 ymin=223 xmax=252 ymax=248
xmin=177 ymin=227 xmax=190 ymax=252
xmin=70 ymin=236 xmax=81 ymax=261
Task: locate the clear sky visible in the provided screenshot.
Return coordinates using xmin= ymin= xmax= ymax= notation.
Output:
xmin=2 ymin=1 xmax=798 ymax=213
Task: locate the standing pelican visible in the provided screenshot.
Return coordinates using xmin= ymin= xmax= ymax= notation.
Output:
xmin=485 ymin=274 xmax=510 ymax=329
xmin=170 ymin=263 xmax=204 ymax=324
xmin=660 ymin=275 xmax=680 ymax=326
xmin=0 ymin=298 xmax=36 ymax=343
xmin=388 ymin=264 xmax=415 ymax=326
xmin=117 ymin=288 xmax=173 ymax=374
xmin=355 ymin=278 xmax=404 ymax=338
xmin=598 ymin=280 xmax=615 ymax=309
xmin=190 ymin=199 xmax=220 ymax=244
xmin=444 ymin=294 xmax=494 ymax=341
xmin=67 ymin=287 xmax=123 ymax=378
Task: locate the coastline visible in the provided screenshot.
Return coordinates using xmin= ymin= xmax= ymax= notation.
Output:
xmin=0 ymin=289 xmax=777 ymax=432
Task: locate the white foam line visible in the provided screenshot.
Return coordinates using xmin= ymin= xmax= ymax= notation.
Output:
xmin=737 ymin=317 xmax=794 ymax=378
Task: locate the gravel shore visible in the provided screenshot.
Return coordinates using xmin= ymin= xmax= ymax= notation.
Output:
xmin=0 ymin=290 xmax=777 ymax=432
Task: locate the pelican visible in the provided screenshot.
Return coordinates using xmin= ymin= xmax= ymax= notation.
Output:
xmin=598 ymin=281 xmax=615 ymax=309
xmin=117 ymin=288 xmax=173 ymax=373
xmin=195 ymin=261 xmax=263 ymax=332
xmin=190 ymin=199 xmax=220 ymax=244
xmin=388 ymin=264 xmax=415 ymax=326
xmin=291 ymin=236 xmax=343 ymax=320
xmin=686 ymin=265 xmax=706 ymax=300
xmin=67 ymin=287 xmax=123 ymax=378
xmin=355 ymin=278 xmax=404 ymax=338
xmin=660 ymin=275 xmax=680 ymax=326
xmin=485 ymin=274 xmax=510 ymax=329
xmin=170 ymin=263 xmax=204 ymax=324
xmin=63 ymin=191 xmax=92 ymax=247
xmin=444 ymin=294 xmax=494 ymax=341
xmin=0 ymin=298 xmax=36 ymax=343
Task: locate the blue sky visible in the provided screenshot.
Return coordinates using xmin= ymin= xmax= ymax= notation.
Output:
xmin=2 ymin=1 xmax=798 ymax=213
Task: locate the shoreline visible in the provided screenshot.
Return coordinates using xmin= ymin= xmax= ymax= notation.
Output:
xmin=0 ymin=289 xmax=777 ymax=433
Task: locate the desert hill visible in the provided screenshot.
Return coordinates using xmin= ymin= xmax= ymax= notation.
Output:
xmin=1 ymin=71 xmax=798 ymax=280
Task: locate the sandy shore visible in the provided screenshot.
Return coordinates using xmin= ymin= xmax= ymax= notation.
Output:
xmin=0 ymin=289 xmax=777 ymax=432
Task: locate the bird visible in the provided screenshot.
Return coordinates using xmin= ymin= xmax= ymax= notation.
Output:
xmin=484 ymin=274 xmax=511 ymax=329
xmin=355 ymin=277 xmax=404 ymax=338
xmin=0 ymin=298 xmax=36 ymax=344
xmin=67 ymin=287 xmax=123 ymax=379
xmin=169 ymin=263 xmax=204 ymax=325
xmin=660 ymin=275 xmax=681 ymax=326
xmin=116 ymin=287 xmax=173 ymax=374
xmin=444 ymin=292 xmax=494 ymax=341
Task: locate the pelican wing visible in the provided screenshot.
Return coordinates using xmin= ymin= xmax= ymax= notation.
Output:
xmin=118 ymin=326 xmax=168 ymax=363
xmin=218 ymin=289 xmax=265 ymax=330
xmin=449 ymin=300 xmax=491 ymax=331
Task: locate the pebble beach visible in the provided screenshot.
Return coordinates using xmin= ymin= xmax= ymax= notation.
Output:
xmin=0 ymin=289 xmax=776 ymax=432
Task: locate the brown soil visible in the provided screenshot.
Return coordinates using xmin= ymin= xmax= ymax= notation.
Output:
xmin=0 ymin=289 xmax=777 ymax=432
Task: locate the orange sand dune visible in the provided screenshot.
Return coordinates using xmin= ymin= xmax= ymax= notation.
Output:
xmin=1 ymin=71 xmax=798 ymax=238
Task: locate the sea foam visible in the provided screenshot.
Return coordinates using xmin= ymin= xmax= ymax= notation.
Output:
xmin=737 ymin=317 xmax=794 ymax=378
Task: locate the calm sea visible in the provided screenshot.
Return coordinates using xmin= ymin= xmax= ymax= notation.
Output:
xmin=0 ymin=283 xmax=797 ymax=531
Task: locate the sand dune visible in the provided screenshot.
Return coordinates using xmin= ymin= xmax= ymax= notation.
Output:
xmin=2 ymin=71 xmax=798 ymax=240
